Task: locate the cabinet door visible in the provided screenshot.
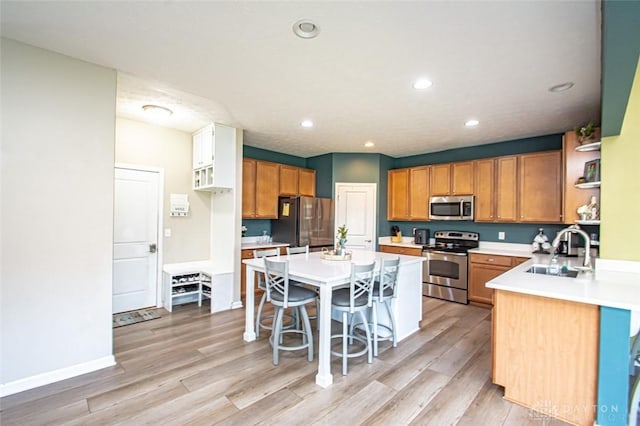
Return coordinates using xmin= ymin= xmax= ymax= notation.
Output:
xmin=409 ymin=166 xmax=430 ymax=220
xmin=451 ymin=161 xmax=474 ymax=195
xmin=496 ymin=156 xmax=518 ymax=222
xmin=519 ymin=151 xmax=562 ymax=223
xmin=474 ymin=159 xmax=495 ymax=222
xmin=192 ymin=129 xmax=203 ymax=169
xmin=255 ymin=161 xmax=280 ymax=218
xmin=468 ymin=262 xmax=509 ymax=305
xmin=200 ymin=126 xmax=214 ymax=167
xmin=388 ymin=169 xmax=409 ymax=220
xmin=279 ymin=165 xmax=299 ymax=196
xmin=298 ymin=168 xmax=316 ymax=197
xmin=430 ymin=164 xmax=451 ymax=196
xmin=242 ymin=159 xmax=257 ymax=218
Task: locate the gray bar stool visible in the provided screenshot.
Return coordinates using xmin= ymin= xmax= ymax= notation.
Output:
xmin=286 ymin=245 xmax=319 ymax=323
xmin=330 ymin=261 xmax=376 ymax=375
xmin=371 ymin=257 xmax=400 ymax=356
xmin=254 ymin=248 xmax=280 ymax=337
xmin=264 ymin=257 xmax=316 ymax=365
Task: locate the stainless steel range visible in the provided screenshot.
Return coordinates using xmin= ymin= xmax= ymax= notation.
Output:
xmin=421 ymin=230 xmax=479 ymax=304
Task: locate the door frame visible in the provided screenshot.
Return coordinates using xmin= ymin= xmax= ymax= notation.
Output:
xmin=334 ymin=182 xmax=377 ymax=251
xmin=114 ymin=163 xmax=165 ymax=308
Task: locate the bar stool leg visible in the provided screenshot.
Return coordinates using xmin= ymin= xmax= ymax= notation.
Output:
xmin=342 ymin=311 xmax=348 ymax=376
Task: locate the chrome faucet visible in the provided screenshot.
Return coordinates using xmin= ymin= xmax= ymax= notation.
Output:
xmin=551 ymin=225 xmax=593 ymax=271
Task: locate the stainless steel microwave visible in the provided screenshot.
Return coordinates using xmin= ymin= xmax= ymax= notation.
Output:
xmin=429 ymin=195 xmax=474 ymax=221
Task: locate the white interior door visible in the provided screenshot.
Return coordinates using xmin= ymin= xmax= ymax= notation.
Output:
xmin=335 ymin=183 xmax=377 ymax=251
xmin=113 ymin=167 xmax=160 ymax=313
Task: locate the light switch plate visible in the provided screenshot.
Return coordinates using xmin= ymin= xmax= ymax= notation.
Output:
xmin=164 ymin=228 xmax=172 ymax=237
xmin=498 ymin=231 xmax=505 ymax=240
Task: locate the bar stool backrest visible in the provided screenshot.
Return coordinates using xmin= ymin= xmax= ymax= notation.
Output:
xmin=349 ymin=261 xmax=376 ymax=313
xmin=378 ymin=257 xmax=400 ymax=302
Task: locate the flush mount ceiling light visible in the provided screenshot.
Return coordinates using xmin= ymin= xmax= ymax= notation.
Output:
xmin=142 ymin=104 xmax=173 ymax=119
xmin=465 ymin=119 xmax=479 ymax=127
xmin=293 ymin=19 xmax=320 ymax=39
xmin=364 ymin=141 xmax=375 ymax=148
xmin=548 ymin=82 xmax=574 ymax=93
xmin=412 ymin=78 xmax=433 ymax=90
xmin=301 ymin=119 xmax=314 ymax=128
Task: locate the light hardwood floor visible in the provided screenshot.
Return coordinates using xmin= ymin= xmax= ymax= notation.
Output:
xmin=1 ymin=297 xmax=569 ymax=425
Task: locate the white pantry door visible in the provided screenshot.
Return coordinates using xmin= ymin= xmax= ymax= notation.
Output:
xmin=335 ymin=183 xmax=377 ymax=251
xmin=113 ymin=167 xmax=160 ymax=313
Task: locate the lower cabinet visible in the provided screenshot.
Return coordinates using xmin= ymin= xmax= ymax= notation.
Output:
xmin=379 ymin=244 xmax=423 ymax=256
xmin=492 ymin=290 xmax=599 ymax=425
xmin=468 ymin=253 xmax=528 ymax=306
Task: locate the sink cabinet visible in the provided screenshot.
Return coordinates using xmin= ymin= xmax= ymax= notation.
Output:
xmin=468 ymin=253 xmax=527 ymax=306
xmin=492 ymin=289 xmax=599 ymax=425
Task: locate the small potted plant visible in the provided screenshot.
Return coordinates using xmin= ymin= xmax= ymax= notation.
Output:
xmin=336 ymin=224 xmax=348 ymax=255
xmin=575 ymin=122 xmax=596 ymax=144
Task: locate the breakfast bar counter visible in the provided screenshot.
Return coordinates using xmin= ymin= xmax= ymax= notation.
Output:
xmin=242 ymin=249 xmax=425 ymax=387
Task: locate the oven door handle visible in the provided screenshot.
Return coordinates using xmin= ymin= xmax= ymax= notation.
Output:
xmin=427 ymin=250 xmax=468 ymax=257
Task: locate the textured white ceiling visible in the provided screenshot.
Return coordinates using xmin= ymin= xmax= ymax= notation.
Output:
xmin=1 ymin=1 xmax=601 ymax=158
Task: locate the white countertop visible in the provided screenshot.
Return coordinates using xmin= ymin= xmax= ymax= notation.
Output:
xmin=241 ymin=241 xmax=290 ymax=250
xmin=243 ymin=249 xmax=425 ymax=285
xmin=487 ymin=254 xmax=640 ymax=311
xmin=469 ymin=241 xmax=533 ymax=258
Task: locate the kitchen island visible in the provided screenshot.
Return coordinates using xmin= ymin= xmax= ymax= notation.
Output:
xmin=487 ymin=254 xmax=640 ymax=426
xmin=243 ymin=249 xmax=425 ymax=387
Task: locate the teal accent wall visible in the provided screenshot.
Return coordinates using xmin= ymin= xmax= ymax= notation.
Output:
xmin=601 ymin=0 xmax=640 ymax=137
xmin=394 ymin=133 xmax=562 ymax=168
xmin=242 ymin=219 xmax=271 ymax=237
xmin=307 ymin=153 xmax=333 ymax=198
xmin=597 ymin=306 xmax=630 ymax=426
xmin=243 ymin=145 xmax=307 ymax=167
xmin=332 ymin=153 xmax=382 ymax=184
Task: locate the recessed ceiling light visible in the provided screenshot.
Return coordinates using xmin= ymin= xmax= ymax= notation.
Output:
xmin=301 ymin=119 xmax=314 ymax=128
xmin=142 ymin=104 xmax=173 ymax=119
xmin=413 ymin=78 xmax=433 ymax=90
xmin=293 ymin=19 xmax=320 ymax=39
xmin=364 ymin=141 xmax=375 ymax=148
xmin=465 ymin=119 xmax=479 ymax=127
xmin=548 ymin=82 xmax=574 ymax=92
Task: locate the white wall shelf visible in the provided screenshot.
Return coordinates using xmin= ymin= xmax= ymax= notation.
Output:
xmin=575 ymin=141 xmax=601 ymax=152
xmin=575 ymin=181 xmax=601 ymax=189
xmin=576 ymin=219 xmax=600 ymax=225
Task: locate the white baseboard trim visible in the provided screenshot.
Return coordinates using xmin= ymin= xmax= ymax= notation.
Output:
xmin=231 ymin=300 xmax=243 ymax=309
xmin=0 ymin=355 xmax=116 ymax=398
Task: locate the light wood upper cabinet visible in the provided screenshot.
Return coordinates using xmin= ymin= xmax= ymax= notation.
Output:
xmin=409 ymin=166 xmax=430 ymax=220
xmin=243 ymin=159 xmax=279 ymax=219
xmin=279 ymin=165 xmax=299 ymax=196
xmin=388 ymin=168 xmax=409 ymax=220
xmin=430 ymin=161 xmax=474 ymax=196
xmin=474 ymin=157 xmax=517 ymax=222
xmin=298 ymin=168 xmax=316 ymax=197
xmin=474 ymin=158 xmax=495 ymax=221
xmin=562 ymin=130 xmax=600 ymax=224
xmin=430 ymin=164 xmax=451 ymax=196
xmin=242 ymin=159 xmax=256 ymax=218
xmin=496 ymin=156 xmax=518 ymax=222
xmin=279 ymin=165 xmax=316 ymax=197
xmin=518 ymin=151 xmax=562 ymax=223
xmin=387 ymin=166 xmax=430 ymax=221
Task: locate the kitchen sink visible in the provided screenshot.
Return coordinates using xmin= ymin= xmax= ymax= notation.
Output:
xmin=525 ymin=264 xmax=579 ymax=278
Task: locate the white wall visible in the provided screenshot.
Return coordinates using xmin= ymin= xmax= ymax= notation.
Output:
xmin=0 ymin=39 xmax=117 ymax=394
xmin=115 ymin=118 xmax=211 ymax=263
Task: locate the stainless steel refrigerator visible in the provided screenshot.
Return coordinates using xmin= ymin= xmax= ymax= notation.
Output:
xmin=271 ymin=196 xmax=334 ymax=250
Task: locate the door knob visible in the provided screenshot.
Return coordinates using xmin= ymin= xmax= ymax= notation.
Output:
xmin=149 ymin=243 xmax=157 ymax=253
xmin=365 ymin=239 xmax=372 ymax=243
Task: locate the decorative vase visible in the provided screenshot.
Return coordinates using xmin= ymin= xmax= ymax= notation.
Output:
xmin=580 ymin=213 xmax=588 ymax=221
xmin=338 ymin=239 xmax=346 ymax=256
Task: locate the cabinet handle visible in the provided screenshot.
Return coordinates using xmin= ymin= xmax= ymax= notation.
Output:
xmin=488 ymin=258 xmax=494 ymax=262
